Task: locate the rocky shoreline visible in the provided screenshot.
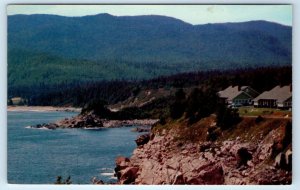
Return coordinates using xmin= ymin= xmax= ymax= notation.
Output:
xmin=27 ymin=112 xmax=159 ymax=130
xmin=114 ymin=119 xmax=292 ymax=185
xmin=26 ymin=111 xmax=292 ymax=185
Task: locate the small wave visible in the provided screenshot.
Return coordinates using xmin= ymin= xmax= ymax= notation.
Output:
xmin=100 ymin=168 xmax=112 ymax=171
xmin=100 ymin=172 xmax=115 ymax=176
xmin=25 ymin=126 xmax=50 ymax=130
xmin=83 ymin=127 xmax=103 ymax=131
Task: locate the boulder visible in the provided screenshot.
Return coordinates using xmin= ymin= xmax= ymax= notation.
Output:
xmin=199 ymin=164 xmax=224 ymax=184
xmin=274 ymin=152 xmax=286 ymax=169
xmin=236 ymin=147 xmax=252 ymax=168
xmin=135 ymin=134 xmax=150 ymax=146
xmin=185 ymin=164 xmax=224 ymax=184
xmin=85 ymin=117 xmax=95 ymax=125
xmin=172 ymin=172 xmax=185 ymax=184
xmin=115 ymin=156 xmax=130 ymax=166
xmin=74 ymin=120 xmax=84 ymax=128
xmin=119 ymin=167 xmax=139 ymax=184
xmin=31 ymin=123 xmax=58 ymax=130
xmin=150 ymin=133 xmax=155 ymax=140
xmin=135 ymin=160 xmax=159 ymax=184
xmin=115 ymin=156 xmax=131 ymax=179
xmin=285 ymin=149 xmax=292 ymax=171
xmin=91 ymin=177 xmax=104 ymax=184
xmin=199 ymin=142 xmax=212 ymax=152
xmin=252 ymin=168 xmax=292 ymax=185
xmin=274 ymin=150 xmax=292 ymax=171
xmin=46 ymin=123 xmax=58 ymax=130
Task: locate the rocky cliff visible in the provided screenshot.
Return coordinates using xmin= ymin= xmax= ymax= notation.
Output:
xmin=115 ymin=116 xmax=292 ymax=185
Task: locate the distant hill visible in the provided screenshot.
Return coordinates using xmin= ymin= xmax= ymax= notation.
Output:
xmin=8 ymin=14 xmax=292 ymax=88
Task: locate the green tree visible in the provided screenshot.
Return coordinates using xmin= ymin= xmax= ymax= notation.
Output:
xmin=216 ymin=103 xmax=241 ymax=130
xmin=81 ymin=99 xmax=110 ymax=116
xmin=169 ymin=89 xmax=186 ymax=119
xmin=185 ymin=88 xmax=217 ymax=124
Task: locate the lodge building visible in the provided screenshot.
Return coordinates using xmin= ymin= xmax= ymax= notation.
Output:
xmin=217 ymin=85 xmax=292 ymax=109
xmin=253 ymin=85 xmax=292 ymax=109
xmin=217 ymin=86 xmax=259 ymax=106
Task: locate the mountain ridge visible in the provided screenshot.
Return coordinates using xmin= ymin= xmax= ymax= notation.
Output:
xmin=8 ymin=13 xmax=292 ymax=88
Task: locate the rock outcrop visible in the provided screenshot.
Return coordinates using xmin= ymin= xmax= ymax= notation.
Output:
xmin=28 ymin=112 xmax=159 ymax=129
xmin=135 ymin=134 xmax=150 ymax=146
xmin=274 ymin=149 xmax=292 ymax=171
xmin=28 ymin=123 xmax=58 ymax=130
xmin=57 ymin=113 xmax=103 ymax=128
xmin=115 ymin=119 xmax=292 ymax=185
xmin=131 ymin=127 xmax=151 ymax=133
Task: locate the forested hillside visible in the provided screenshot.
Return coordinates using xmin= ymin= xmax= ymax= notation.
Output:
xmin=8 ymin=14 xmax=292 ymax=89
xmin=9 ymin=67 xmax=291 ymax=109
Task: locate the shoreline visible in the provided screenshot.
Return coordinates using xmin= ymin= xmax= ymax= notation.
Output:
xmin=102 ymin=119 xmax=159 ymax=128
xmin=7 ymin=106 xmax=81 ymax=112
xmin=24 ymin=110 xmax=159 ymax=129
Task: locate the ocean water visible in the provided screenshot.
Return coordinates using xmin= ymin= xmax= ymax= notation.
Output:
xmin=8 ymin=111 xmax=141 ymax=184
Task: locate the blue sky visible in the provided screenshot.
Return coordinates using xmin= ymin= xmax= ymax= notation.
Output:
xmin=7 ymin=5 xmax=292 ymax=26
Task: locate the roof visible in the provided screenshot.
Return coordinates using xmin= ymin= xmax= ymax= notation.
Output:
xmin=218 ymin=86 xmax=255 ymax=101
xmin=241 ymin=86 xmax=260 ymax=98
xmin=253 ymin=85 xmax=292 ymax=102
xmin=218 ymin=86 xmax=240 ymax=101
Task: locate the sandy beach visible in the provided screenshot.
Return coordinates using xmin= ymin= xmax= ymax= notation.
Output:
xmin=7 ymin=106 xmax=81 ymax=112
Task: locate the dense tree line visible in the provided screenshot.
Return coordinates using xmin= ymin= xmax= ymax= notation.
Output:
xmin=8 ymin=66 xmax=292 ymax=109
xmin=9 ymin=80 xmax=135 ymax=107
xmin=142 ymin=66 xmax=292 ymax=93
xmin=166 ymin=66 xmax=291 ymax=125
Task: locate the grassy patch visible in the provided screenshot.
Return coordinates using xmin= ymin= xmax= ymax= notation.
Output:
xmin=154 ymin=113 xmax=291 ymax=145
xmin=174 ymin=116 xmax=215 ymax=143
xmin=152 ymin=117 xmax=184 ymax=135
xmin=217 ymin=117 xmax=290 ymax=142
xmin=153 ymin=115 xmax=216 ymax=143
xmin=238 ymin=107 xmax=291 ymax=117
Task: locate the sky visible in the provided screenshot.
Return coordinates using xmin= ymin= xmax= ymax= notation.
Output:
xmin=7 ymin=4 xmax=292 ymax=26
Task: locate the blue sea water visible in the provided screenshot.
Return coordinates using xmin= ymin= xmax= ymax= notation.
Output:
xmin=7 ymin=111 xmax=141 ymax=184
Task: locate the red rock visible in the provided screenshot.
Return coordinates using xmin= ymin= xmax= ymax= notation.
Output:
xmin=199 ymin=164 xmax=224 ymax=184
xmin=135 ymin=134 xmax=150 ymax=146
xmin=115 ymin=156 xmax=131 ymax=179
xmin=199 ymin=142 xmax=212 ymax=152
xmin=116 ymin=124 xmax=292 ymax=185
xmin=119 ymin=161 xmax=131 ymax=170
xmin=115 ymin=156 xmax=130 ymax=166
xmin=119 ymin=167 xmax=139 ymax=184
